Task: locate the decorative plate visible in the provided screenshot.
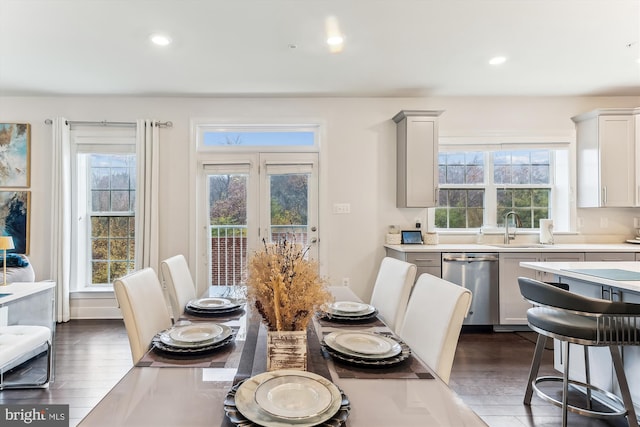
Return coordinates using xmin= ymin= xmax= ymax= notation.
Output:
xmin=189 ymin=297 xmax=232 ymax=309
xmin=234 ymin=370 xmax=341 ymax=427
xmin=324 ymin=332 xmax=401 ymax=359
xmin=319 ymin=308 xmax=378 ymax=323
xmin=152 ymin=331 xmax=235 ymax=356
xmin=254 ymin=374 xmax=334 ymax=420
xmin=185 ymin=305 xmax=244 ymax=318
xmin=159 ymin=324 xmax=233 ymax=349
xmin=322 ymin=335 xmax=411 ymax=367
xmin=328 ymin=301 xmax=373 ymax=314
xmin=169 ymin=323 xmax=224 ymax=343
xmin=224 ymin=376 xmax=350 ymax=427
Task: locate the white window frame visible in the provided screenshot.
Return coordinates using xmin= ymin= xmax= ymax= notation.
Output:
xmin=438 ymin=133 xmax=575 ymax=233
xmin=70 ymin=128 xmax=136 ymax=292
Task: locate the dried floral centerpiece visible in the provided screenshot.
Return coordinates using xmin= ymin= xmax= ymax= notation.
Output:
xmin=247 ymin=238 xmax=332 ymax=370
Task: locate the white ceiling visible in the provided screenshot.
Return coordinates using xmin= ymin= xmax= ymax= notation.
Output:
xmin=1 ymin=0 xmax=639 ymax=97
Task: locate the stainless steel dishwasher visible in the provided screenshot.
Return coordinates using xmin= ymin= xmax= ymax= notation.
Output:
xmin=441 ymin=253 xmax=499 ymax=325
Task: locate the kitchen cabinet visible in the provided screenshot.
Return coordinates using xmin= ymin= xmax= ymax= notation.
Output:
xmin=498 ymin=252 xmax=585 ymax=326
xmin=406 ymin=252 xmax=441 ymax=278
xmin=498 ymin=253 xmax=540 ymax=326
xmin=384 ymin=248 xmax=441 ymax=278
xmin=392 ymin=110 xmax=443 ymax=208
xmin=573 ymin=108 xmax=638 ymax=207
xmin=584 ymin=252 xmax=635 ymax=262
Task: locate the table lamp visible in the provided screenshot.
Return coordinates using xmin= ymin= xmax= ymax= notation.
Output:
xmin=0 ymin=236 xmax=15 ymax=286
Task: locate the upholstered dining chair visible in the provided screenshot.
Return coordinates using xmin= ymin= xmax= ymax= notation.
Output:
xmin=369 ymin=257 xmax=417 ymax=333
xmin=518 ymin=277 xmax=640 ymax=427
xmin=114 ymin=268 xmax=173 ymax=364
xmin=399 ymin=273 xmax=472 ymax=385
xmin=160 ymin=254 xmax=197 ymax=320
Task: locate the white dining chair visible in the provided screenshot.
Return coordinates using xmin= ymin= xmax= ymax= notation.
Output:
xmin=114 ymin=268 xmax=173 ymax=364
xmin=369 ymin=257 xmax=417 ymax=333
xmin=160 ymin=254 xmax=197 ymax=320
xmin=399 ymin=273 xmax=472 ymax=384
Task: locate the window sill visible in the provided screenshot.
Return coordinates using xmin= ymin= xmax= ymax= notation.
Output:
xmin=70 ymin=289 xmax=115 ymax=299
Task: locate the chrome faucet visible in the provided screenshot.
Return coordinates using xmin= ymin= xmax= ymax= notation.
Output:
xmin=504 ymin=211 xmax=523 ymax=244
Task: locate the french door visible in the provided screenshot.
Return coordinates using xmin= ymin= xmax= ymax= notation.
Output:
xmin=195 ymin=152 xmax=319 ymax=289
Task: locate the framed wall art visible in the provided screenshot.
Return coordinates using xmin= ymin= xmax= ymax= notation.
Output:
xmin=0 ymin=191 xmax=30 ymax=254
xmin=0 ymin=123 xmax=30 ymax=188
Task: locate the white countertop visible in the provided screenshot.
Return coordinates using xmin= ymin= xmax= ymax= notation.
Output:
xmin=520 ymin=261 xmax=640 ymax=293
xmin=0 ymin=281 xmax=56 ymax=305
xmin=384 ymin=243 xmax=640 ymax=253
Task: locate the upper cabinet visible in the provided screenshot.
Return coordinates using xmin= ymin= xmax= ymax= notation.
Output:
xmin=393 ymin=110 xmax=443 ymax=208
xmin=573 ymin=108 xmax=639 ymax=207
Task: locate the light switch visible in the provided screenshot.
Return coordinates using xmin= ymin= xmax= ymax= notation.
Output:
xmin=332 ymin=203 xmax=351 ymax=214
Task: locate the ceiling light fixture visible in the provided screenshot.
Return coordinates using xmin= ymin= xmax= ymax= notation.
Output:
xmin=489 ymin=56 xmax=507 ymax=65
xmin=150 ymin=34 xmax=172 ymax=46
xmin=325 ymin=16 xmax=344 ymax=53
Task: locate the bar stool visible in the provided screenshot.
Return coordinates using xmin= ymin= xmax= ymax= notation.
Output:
xmin=518 ymin=277 xmax=640 ymax=427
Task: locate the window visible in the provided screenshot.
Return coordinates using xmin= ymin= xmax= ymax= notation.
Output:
xmin=87 ymin=154 xmax=136 ymax=285
xmin=196 ymin=124 xmax=320 ymax=152
xmin=71 ymin=128 xmax=137 ymax=290
xmin=436 ymin=146 xmax=569 ymax=231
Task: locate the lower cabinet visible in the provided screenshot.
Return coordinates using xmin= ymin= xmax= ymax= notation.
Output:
xmin=498 ymin=252 xmax=585 ymax=325
xmin=384 ymin=248 xmax=441 ymax=279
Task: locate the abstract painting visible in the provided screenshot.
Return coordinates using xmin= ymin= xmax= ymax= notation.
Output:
xmin=0 ymin=191 xmax=29 ymax=254
xmin=0 ymin=123 xmax=30 ymax=187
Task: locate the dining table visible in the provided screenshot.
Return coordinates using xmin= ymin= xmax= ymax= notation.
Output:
xmin=78 ymin=286 xmax=487 ymax=427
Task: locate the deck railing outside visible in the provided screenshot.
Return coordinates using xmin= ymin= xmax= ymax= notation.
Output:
xmin=209 ymin=225 xmax=308 ymax=286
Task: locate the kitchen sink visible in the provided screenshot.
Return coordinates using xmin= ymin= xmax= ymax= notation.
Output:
xmin=487 ymin=243 xmax=548 ymax=248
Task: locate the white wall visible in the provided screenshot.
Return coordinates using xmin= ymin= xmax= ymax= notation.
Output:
xmin=2 ymin=95 xmax=640 ymax=318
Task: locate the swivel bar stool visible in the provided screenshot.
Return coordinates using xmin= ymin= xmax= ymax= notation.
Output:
xmin=518 ymin=277 xmax=640 ymax=427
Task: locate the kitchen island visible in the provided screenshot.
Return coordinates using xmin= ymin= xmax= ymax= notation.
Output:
xmin=520 ymin=261 xmax=640 ymax=419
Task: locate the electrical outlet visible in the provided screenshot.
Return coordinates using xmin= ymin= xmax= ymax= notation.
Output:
xmin=341 ymin=277 xmax=350 ymax=286
xmin=600 ymin=217 xmax=609 ymax=228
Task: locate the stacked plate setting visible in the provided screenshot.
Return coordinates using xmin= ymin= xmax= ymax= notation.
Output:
xmin=322 ymin=331 xmax=411 ymax=367
xmin=321 ymin=301 xmax=378 ymax=322
xmin=224 ymin=370 xmax=350 ymax=427
xmin=152 ymin=322 xmax=235 ymax=355
xmin=185 ymin=297 xmax=244 ymax=316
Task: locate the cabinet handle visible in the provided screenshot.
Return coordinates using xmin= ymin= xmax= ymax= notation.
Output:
xmin=602 ymin=186 xmax=607 ymax=205
xmin=414 ymin=258 xmax=435 ymax=263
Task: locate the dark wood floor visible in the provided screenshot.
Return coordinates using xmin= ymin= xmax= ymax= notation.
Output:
xmin=0 ymin=321 xmax=633 ymax=427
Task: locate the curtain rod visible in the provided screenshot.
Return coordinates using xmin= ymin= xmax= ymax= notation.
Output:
xmin=44 ymin=119 xmax=173 ymax=128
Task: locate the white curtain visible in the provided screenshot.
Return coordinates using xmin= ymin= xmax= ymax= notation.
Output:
xmin=51 ymin=118 xmax=72 ymax=323
xmin=135 ymin=120 xmax=160 ymax=271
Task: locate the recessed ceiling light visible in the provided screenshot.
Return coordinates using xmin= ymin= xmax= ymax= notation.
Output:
xmin=636 ymin=58 xmax=640 ymax=64
xmin=150 ymin=34 xmax=172 ymax=46
xmin=327 ymin=35 xmax=344 ymax=46
xmin=489 ymin=56 xmax=507 ymax=65
xmin=325 ymin=16 xmax=344 ymax=53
